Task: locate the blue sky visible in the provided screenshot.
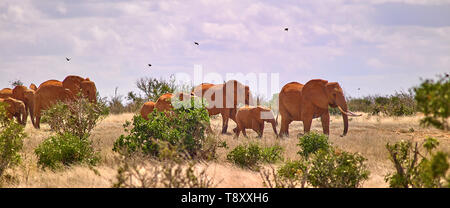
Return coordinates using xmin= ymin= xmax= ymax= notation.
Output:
xmin=0 ymin=0 xmax=449 ymax=101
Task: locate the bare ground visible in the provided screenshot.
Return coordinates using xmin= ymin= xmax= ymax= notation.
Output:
xmin=4 ymin=113 xmax=449 ymax=188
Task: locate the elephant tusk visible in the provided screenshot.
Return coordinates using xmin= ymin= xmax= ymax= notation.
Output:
xmin=337 ymin=106 xmax=362 ymax=117
xmin=348 ymin=110 xmax=362 ymax=117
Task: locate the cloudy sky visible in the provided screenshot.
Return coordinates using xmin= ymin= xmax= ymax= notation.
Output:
xmin=1 ymin=0 xmax=449 ymax=100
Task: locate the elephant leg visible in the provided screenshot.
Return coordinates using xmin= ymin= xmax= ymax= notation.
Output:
xmin=34 ymin=108 xmax=41 ymax=129
xmin=234 ymin=126 xmax=241 ymax=138
xmin=23 ymin=107 xmax=28 ymax=125
xmin=258 ymin=122 xmax=264 ymax=138
xmin=321 ymin=112 xmax=330 ymax=135
xmin=243 ymin=129 xmax=248 ymax=138
xmin=279 ymin=117 xmax=291 ymax=137
xmin=221 ymin=113 xmax=229 ymax=134
xmin=302 ymin=114 xmax=313 ymax=135
xmin=34 ymin=116 xmax=40 ymax=129
xmin=251 ymin=120 xmax=262 ymax=138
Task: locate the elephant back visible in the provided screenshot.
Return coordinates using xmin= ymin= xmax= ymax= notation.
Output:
xmin=302 ymin=79 xmax=329 ymax=108
xmin=63 ymin=75 xmax=85 ymax=96
xmin=303 ymin=79 xmax=328 ymax=92
xmin=192 ymin=83 xmax=215 ymax=98
xmin=38 ymin=80 xmax=63 ymax=90
xmin=224 ymin=80 xmax=250 ymax=108
xmin=155 ymin=93 xmax=175 ymax=111
xmin=36 ymin=84 xmax=75 ymax=108
xmin=280 ymin=82 xmax=304 ymax=93
xmin=0 ymin=88 xmax=13 ymax=99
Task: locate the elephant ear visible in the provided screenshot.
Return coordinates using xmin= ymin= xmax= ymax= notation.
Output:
xmin=302 ymin=79 xmax=329 ymax=109
xmin=29 ymin=84 xmax=37 ymax=91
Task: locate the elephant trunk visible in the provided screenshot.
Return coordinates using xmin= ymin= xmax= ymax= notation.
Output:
xmin=28 ymin=99 xmax=36 ymax=128
xmin=342 ymin=112 xmax=348 ymax=137
xmin=20 ymin=104 xmax=26 ymax=126
xmin=336 ymin=96 xmax=349 ymax=137
xmin=23 ymin=104 xmax=29 ymax=126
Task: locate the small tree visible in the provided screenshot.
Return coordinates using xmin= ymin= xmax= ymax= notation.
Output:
xmin=109 ymin=87 xmax=125 ymax=114
xmin=385 ymin=137 xmax=450 ymax=188
xmin=9 ymin=79 xmax=24 ymax=88
xmin=136 ymin=75 xmax=177 ymax=101
xmin=113 ymin=98 xmax=213 ymax=159
xmin=42 ymin=97 xmax=109 ymax=140
xmin=0 ymin=103 xmax=26 ymax=180
xmin=414 ymin=74 xmax=449 ymax=131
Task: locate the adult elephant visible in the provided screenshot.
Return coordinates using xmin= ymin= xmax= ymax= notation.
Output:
xmin=0 ymin=97 xmax=26 ymax=125
xmin=278 ymin=79 xmax=360 ymax=137
xmin=30 ymin=82 xmax=75 ymax=129
xmin=140 ymin=101 xmax=156 ymax=120
xmin=11 ymin=85 xmax=36 ymax=125
xmin=62 ymin=75 xmax=97 ymax=103
xmin=192 ymin=80 xmax=252 ymax=134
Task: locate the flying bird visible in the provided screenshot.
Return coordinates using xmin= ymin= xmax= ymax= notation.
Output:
xmin=284 ymin=28 xmax=288 ymax=31
xmin=194 ymin=42 xmax=199 ymax=45
xmin=357 ymin=88 xmax=360 ymax=90
xmin=148 ymin=64 xmax=152 ymax=67
xmin=66 ymin=57 xmax=71 ymax=62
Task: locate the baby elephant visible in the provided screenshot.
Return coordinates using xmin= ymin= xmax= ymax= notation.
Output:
xmin=0 ymin=97 xmax=26 ymax=125
xmin=234 ymin=105 xmax=278 ymax=138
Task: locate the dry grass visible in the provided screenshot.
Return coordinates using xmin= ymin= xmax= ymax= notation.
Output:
xmin=3 ymin=112 xmax=449 ymax=188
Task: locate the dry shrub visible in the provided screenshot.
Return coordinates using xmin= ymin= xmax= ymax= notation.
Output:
xmin=112 ymin=153 xmax=219 ymax=188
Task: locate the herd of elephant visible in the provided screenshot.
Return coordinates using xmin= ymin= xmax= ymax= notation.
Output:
xmin=0 ymin=75 xmax=360 ymax=138
xmin=0 ymin=75 xmax=97 ymax=129
xmin=140 ymin=79 xmax=361 ymax=138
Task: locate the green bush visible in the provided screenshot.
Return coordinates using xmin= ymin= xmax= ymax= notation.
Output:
xmin=42 ymin=97 xmax=109 ymax=139
xmin=297 ymin=132 xmax=330 ymax=159
xmin=385 ymin=137 xmax=450 ymax=188
xmin=307 ymin=149 xmax=369 ymax=188
xmin=113 ymin=98 xmax=211 ymax=159
xmin=346 ymin=91 xmax=416 ymax=116
xmin=414 ymin=74 xmax=449 ymax=131
xmin=34 ymin=133 xmax=100 ymax=170
xmin=297 ymin=132 xmax=369 ymax=188
xmin=227 ymin=143 xmax=262 ymax=169
xmin=277 ymin=160 xmax=306 ymax=180
xmin=227 ymin=143 xmax=284 ymax=170
xmin=0 ymin=103 xmax=26 ymax=180
xmin=261 ymin=144 xmax=284 ymax=163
